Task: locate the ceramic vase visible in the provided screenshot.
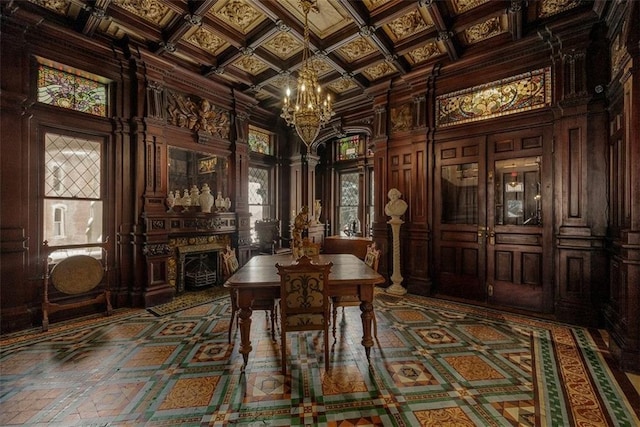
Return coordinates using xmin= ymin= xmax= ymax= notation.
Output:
xmin=215 ymin=192 xmax=224 ymax=211
xmin=190 ymin=185 xmax=200 ymax=207
xmin=181 ymin=189 xmax=191 ymax=211
xmin=199 ymin=184 xmax=214 ymax=213
xmin=166 ymin=190 xmax=175 ymax=213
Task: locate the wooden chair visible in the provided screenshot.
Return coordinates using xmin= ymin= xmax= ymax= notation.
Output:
xmin=276 ymin=255 xmax=333 ymax=375
xmin=255 ymin=219 xmax=290 ymax=254
xmin=221 ymin=245 xmax=277 ymax=343
xmin=42 ymin=240 xmax=113 ymax=332
xmin=331 ymin=242 xmax=381 ymax=340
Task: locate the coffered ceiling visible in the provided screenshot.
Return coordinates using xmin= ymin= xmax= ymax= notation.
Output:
xmin=12 ymin=0 xmax=594 ymax=112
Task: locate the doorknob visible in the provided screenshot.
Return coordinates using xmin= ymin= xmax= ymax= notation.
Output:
xmin=488 ymin=229 xmax=495 ymax=245
xmin=478 ymin=226 xmax=487 ymax=240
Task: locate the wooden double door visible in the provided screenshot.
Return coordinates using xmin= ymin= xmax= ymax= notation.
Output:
xmin=432 ymin=127 xmax=553 ymax=313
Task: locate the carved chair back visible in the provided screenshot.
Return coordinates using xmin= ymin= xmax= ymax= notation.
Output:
xmin=276 ymin=255 xmax=333 ymax=374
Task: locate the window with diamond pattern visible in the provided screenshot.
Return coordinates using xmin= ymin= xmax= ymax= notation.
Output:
xmin=338 ymin=172 xmax=359 ymax=236
xmin=43 ymin=132 xmax=104 ymax=250
xmin=249 ymin=166 xmax=272 ymax=240
xmin=248 ymin=127 xmax=276 ymax=241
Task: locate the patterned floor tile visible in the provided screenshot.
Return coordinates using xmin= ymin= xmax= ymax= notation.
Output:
xmin=1 ymin=290 xmax=639 ymax=426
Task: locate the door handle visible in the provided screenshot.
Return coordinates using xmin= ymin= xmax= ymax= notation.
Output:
xmin=488 ymin=229 xmax=495 ymax=245
xmin=478 ymin=227 xmax=486 ymax=240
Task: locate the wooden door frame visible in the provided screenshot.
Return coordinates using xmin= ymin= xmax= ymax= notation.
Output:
xmin=432 ymin=137 xmax=487 ymax=301
xmin=431 ymin=124 xmax=554 ymax=313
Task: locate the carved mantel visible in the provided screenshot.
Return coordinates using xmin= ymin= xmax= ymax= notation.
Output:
xmin=140 ymin=211 xmax=237 ymax=305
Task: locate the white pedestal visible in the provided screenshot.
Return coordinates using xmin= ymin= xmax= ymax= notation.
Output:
xmin=386 ymin=216 xmax=407 ymax=295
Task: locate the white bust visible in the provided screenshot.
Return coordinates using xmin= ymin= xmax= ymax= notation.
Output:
xmin=385 ymin=188 xmax=408 ymax=217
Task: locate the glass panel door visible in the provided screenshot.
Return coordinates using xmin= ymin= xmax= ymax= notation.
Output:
xmin=494 ymin=157 xmax=542 ymax=226
xmin=441 ymin=163 xmax=479 ymax=225
xmin=433 ymin=138 xmax=486 ymax=301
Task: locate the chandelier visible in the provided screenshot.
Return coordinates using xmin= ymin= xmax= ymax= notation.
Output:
xmin=281 ymin=0 xmax=334 ymax=148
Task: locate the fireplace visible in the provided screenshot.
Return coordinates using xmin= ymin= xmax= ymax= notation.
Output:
xmin=176 ymin=243 xmax=223 ymax=292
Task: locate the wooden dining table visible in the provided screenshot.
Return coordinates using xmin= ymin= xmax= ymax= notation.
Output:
xmin=224 ymin=253 xmax=386 ymax=369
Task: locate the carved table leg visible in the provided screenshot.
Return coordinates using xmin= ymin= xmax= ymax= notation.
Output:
xmin=238 ymin=305 xmax=253 ymax=371
xmin=360 ymin=300 xmax=374 ymax=362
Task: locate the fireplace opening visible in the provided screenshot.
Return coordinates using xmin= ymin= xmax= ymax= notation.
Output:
xmin=175 ymin=245 xmax=222 ymax=292
xmin=184 ymin=253 xmax=217 ymax=289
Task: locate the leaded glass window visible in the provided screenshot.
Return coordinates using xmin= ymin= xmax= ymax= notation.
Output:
xmin=248 ymin=127 xmax=272 ymax=154
xmin=37 ymin=64 xmax=107 ymax=117
xmin=44 ymin=134 xmax=101 ymax=199
xmin=338 ymin=172 xmax=359 ymax=235
xmin=248 ymin=166 xmax=272 ymax=239
xmin=43 ymin=132 xmax=104 ymax=248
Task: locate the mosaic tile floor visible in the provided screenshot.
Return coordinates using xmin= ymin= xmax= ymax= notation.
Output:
xmin=1 ymin=290 xmax=638 ymax=426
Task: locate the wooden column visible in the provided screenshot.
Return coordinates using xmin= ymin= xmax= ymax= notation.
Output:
xmin=545 ymin=18 xmax=609 ymax=326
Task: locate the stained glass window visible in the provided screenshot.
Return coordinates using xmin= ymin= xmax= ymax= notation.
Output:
xmin=37 ymin=65 xmax=107 ymax=117
xmin=337 ymin=135 xmax=361 ymax=161
xmin=248 ymin=127 xmax=272 ymax=154
xmin=436 ymin=67 xmax=551 ymax=127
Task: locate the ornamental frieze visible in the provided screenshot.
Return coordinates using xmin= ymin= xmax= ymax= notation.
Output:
xmin=170 ymin=235 xmax=227 ymax=247
xmin=167 ymin=90 xmax=230 ymax=140
xmin=390 ymin=103 xmax=412 ymax=132
xmin=143 ymin=243 xmax=172 ymax=256
xmin=196 ymin=217 xmax=224 ymax=230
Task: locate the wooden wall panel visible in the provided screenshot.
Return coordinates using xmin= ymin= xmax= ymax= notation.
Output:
xmin=441 ymin=246 xmax=456 ymax=273
xmin=521 ymin=252 xmax=541 ymax=285
xmin=568 ymin=127 xmax=582 ymax=219
xmin=413 ymin=149 xmax=426 ymax=221
xmin=461 ymin=248 xmax=478 ymax=276
xmin=495 ymin=251 xmax=513 ymax=282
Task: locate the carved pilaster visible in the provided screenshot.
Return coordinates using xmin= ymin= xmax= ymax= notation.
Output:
xmin=560 ymin=49 xmax=588 ymax=101
xmin=413 ymin=95 xmax=426 ymax=128
xmin=508 ymin=0 xmax=523 ymax=40
xmin=374 ymin=105 xmax=387 ymax=138
xmin=146 ymin=80 xmax=164 ymax=119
